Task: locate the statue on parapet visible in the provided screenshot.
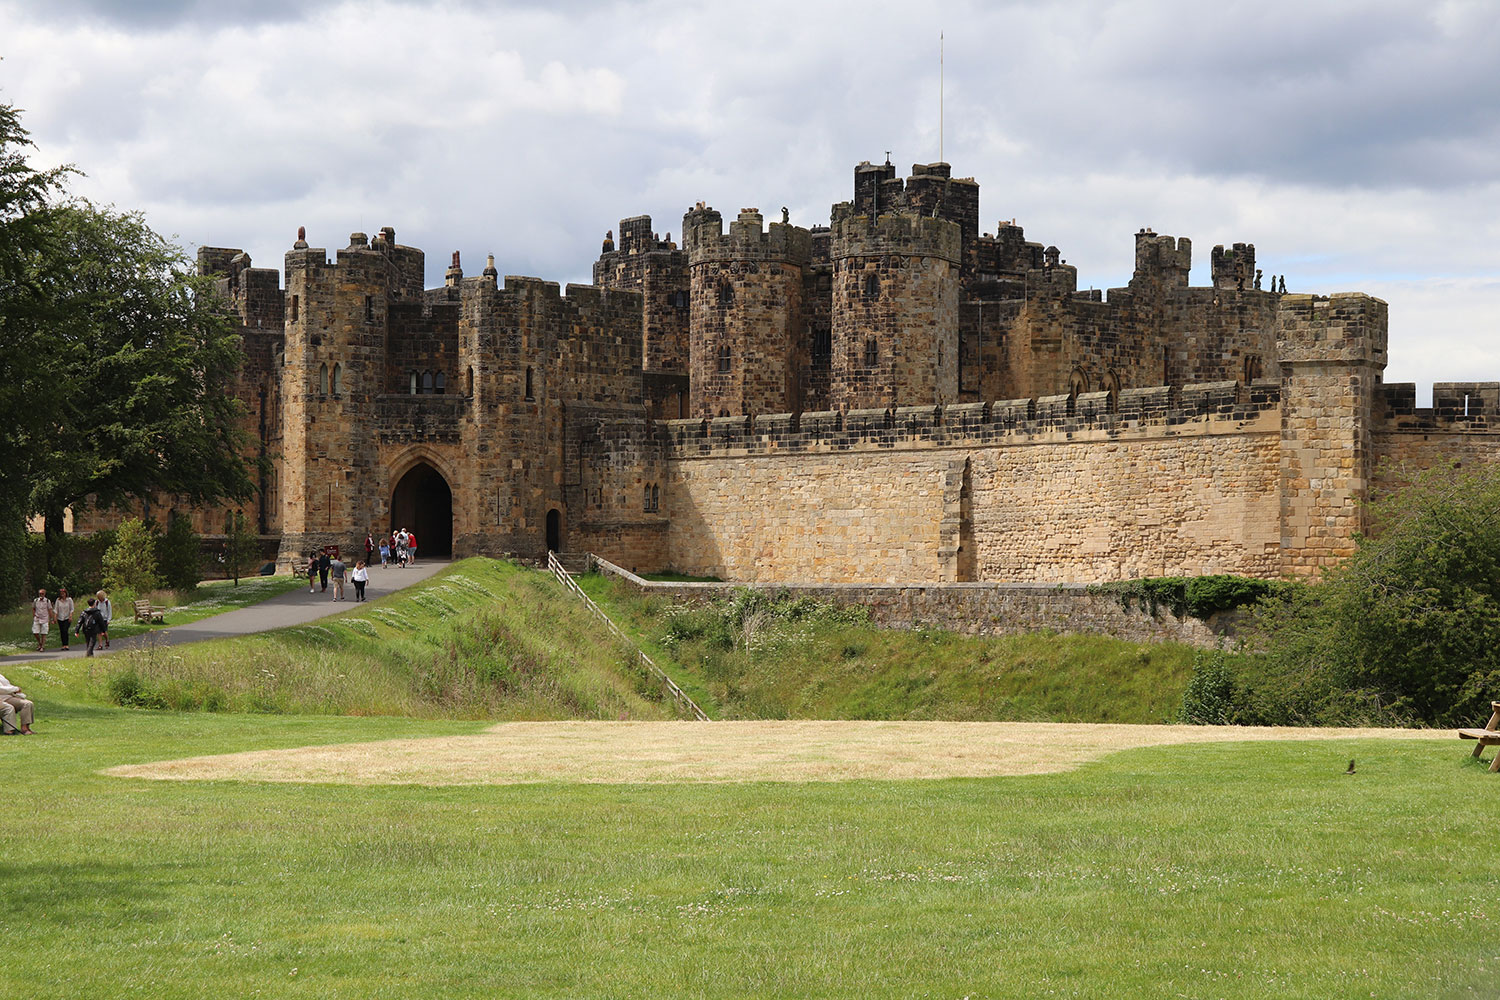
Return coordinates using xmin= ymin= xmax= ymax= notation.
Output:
xmin=1278 ymin=275 xmax=1287 ymax=294
xmin=781 ymin=206 xmax=789 ymax=224
xmin=1254 ymin=268 xmax=1263 ymax=290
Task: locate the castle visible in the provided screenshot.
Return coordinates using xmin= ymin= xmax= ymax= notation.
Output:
xmin=79 ymin=158 xmax=1498 ymax=585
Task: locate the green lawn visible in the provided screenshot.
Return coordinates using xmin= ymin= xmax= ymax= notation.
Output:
xmin=0 ymin=704 xmax=1488 ymax=998
xmin=0 ymin=573 xmax=308 ymax=655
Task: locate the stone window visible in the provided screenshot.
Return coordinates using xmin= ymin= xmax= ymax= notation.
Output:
xmin=864 ymin=273 xmax=879 ymax=299
xmin=434 ymin=372 xmax=446 ymax=394
xmin=331 ymin=363 xmax=343 ymax=394
xmin=812 ymin=327 xmax=831 ymax=362
xmin=1104 ymin=369 xmax=1121 ymax=400
xmin=1068 ymin=367 xmax=1088 ymax=397
xmin=652 ymin=484 xmax=660 ymax=511
xmin=937 ymin=342 xmax=944 ymax=369
xmin=1243 ymin=355 xmax=1263 ymax=382
xmin=467 ymin=367 xmax=474 ymax=396
xmin=364 ymin=295 xmax=374 ymax=323
xmin=525 ymin=366 xmax=534 ymax=400
xmin=318 ymin=362 xmax=328 ymax=394
xmin=717 ymin=281 xmax=733 ymax=307
xmin=421 ymin=370 xmax=434 ymax=394
xmin=863 ymin=338 xmax=878 ymax=368
xmin=409 ymin=370 xmax=418 ymax=395
xmin=717 ymin=344 xmax=731 ymax=373
xmin=289 ymin=295 xmax=298 ymax=322
xmin=643 ymin=485 xmax=652 ymax=512
xmin=671 ymin=290 xmax=688 ymax=308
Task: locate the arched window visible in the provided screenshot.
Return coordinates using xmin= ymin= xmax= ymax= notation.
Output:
xmin=863 ymin=338 xmax=879 ymax=368
xmin=421 ymin=371 xmax=434 ymax=394
xmin=1068 ymin=368 xmax=1088 ymax=398
xmin=717 ymin=281 xmax=733 ymax=307
xmin=409 ymin=370 xmax=418 ymax=395
xmin=864 ymin=273 xmax=879 ymax=298
xmin=318 ymin=363 xmax=328 ymax=394
xmin=717 ymin=344 xmax=731 ymax=373
xmin=1243 ymin=355 xmax=1263 ymax=382
xmin=643 ymin=485 xmax=652 ymax=512
xmin=331 ymin=363 xmax=343 ymax=394
xmin=525 ymin=366 xmax=534 ymax=400
xmin=467 ymin=367 xmax=474 ymax=396
xmin=1104 ymin=369 xmax=1121 ymax=398
xmin=652 ymin=484 xmax=660 ymax=512
xmin=434 ymin=372 xmax=445 ymax=394
xmin=671 ymin=290 xmax=688 ymax=308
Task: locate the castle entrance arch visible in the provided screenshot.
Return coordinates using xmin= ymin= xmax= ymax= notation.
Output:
xmin=391 ymin=462 xmax=453 ymax=557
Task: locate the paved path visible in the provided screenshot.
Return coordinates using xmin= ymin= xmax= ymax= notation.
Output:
xmin=6 ymin=560 xmax=453 ymax=664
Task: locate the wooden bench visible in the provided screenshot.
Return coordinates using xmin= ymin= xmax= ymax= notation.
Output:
xmin=1458 ymin=702 xmax=1500 ymax=772
xmin=133 ymin=599 xmax=165 ymax=625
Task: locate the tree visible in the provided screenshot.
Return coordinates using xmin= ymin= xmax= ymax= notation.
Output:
xmin=1248 ymin=460 xmax=1500 ymax=726
xmin=0 ymin=102 xmax=256 ymax=599
xmin=102 ymin=518 xmax=161 ymax=596
xmin=222 ymin=510 xmax=260 ymax=586
xmin=157 ymin=511 xmax=203 ymax=591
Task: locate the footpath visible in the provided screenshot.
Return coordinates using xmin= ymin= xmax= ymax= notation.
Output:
xmin=6 ymin=560 xmax=451 ymax=664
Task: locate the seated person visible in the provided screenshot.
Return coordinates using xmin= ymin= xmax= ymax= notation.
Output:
xmin=0 ymin=671 xmax=35 ymax=735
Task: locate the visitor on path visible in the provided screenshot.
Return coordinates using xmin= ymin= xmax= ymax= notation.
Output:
xmin=379 ymin=539 xmax=390 ymax=567
xmin=52 ymin=588 xmax=74 ymax=652
xmin=351 ymin=560 xmax=369 ymax=602
xmin=318 ymin=549 xmax=331 ymax=592
xmin=78 ymin=599 xmax=106 ymax=658
xmin=395 ymin=529 xmax=409 ymax=568
xmin=0 ymin=670 xmax=35 ymax=735
xmin=408 ymin=531 xmax=417 ymax=565
xmin=31 ymin=588 xmax=51 ymax=653
xmin=307 ymin=553 xmax=319 ymax=593
xmin=95 ymin=590 xmax=111 ymax=649
xmin=364 ymin=532 xmax=375 ymax=566
xmin=329 ymin=554 xmax=347 ymax=601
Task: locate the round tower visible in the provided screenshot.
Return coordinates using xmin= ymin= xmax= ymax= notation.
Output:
xmin=829 ymin=206 xmax=961 ymax=410
xmin=683 ymin=206 xmax=810 ymax=417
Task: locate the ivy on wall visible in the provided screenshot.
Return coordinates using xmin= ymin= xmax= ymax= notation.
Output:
xmin=1098 ymin=575 xmax=1300 ymax=621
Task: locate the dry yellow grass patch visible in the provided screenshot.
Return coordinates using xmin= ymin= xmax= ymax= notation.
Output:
xmin=104 ymin=720 xmax=1447 ymax=786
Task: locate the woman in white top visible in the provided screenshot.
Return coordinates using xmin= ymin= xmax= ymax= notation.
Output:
xmin=52 ymin=588 xmax=75 ymax=652
xmin=95 ymin=590 xmax=113 ymax=650
xmin=351 ymin=561 xmax=370 ymax=602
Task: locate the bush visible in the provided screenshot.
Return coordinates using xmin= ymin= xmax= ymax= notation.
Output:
xmin=1177 ymin=649 xmax=1236 ymax=724
xmin=102 ymin=518 xmax=161 ymax=595
xmin=1107 ymin=575 xmax=1296 ymax=620
xmin=157 ymin=512 xmax=203 ymax=591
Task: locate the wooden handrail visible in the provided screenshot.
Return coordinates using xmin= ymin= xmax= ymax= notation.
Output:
xmin=546 ymin=551 xmax=709 ymax=721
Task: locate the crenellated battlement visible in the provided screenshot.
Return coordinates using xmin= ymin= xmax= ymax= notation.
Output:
xmin=830 ymin=208 xmax=962 ymax=264
xmin=1131 ymin=230 xmax=1192 ymax=288
xmin=1275 ymin=292 xmax=1389 ymax=367
xmin=1377 ymin=381 xmax=1500 ymax=431
xmin=657 ymin=380 xmax=1279 ymax=458
xmin=683 ymin=206 xmax=811 ymax=265
xmin=1211 ymin=242 xmax=1257 ymax=290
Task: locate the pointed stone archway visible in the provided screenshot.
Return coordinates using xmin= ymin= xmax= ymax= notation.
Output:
xmin=391 ymin=462 xmax=453 ymax=557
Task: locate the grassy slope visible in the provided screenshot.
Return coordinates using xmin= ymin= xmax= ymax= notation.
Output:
xmin=577 ymin=574 xmax=1197 ymax=723
xmin=0 ymin=706 xmax=1488 ymax=999
xmin=57 ymin=559 xmax=684 ymax=721
xmin=0 ymin=574 xmax=308 ymax=655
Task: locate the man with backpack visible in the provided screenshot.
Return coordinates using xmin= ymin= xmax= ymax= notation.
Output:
xmin=77 ymin=598 xmax=107 ymax=658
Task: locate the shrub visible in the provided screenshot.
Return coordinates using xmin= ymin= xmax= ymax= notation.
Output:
xmin=102 ymin=518 xmax=161 ymax=595
xmin=1177 ymin=649 xmax=1236 ymax=725
xmin=157 ymin=512 xmax=203 ymax=591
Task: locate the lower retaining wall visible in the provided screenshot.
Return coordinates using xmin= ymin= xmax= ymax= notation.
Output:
xmin=589 ymin=556 xmax=1237 ymax=648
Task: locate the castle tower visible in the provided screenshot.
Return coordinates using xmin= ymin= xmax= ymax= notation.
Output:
xmin=829 ymin=204 xmax=961 ymax=410
xmin=276 ymin=230 xmax=411 ymax=567
xmin=1276 ymin=292 xmax=1388 ymax=577
xmin=593 ymin=215 xmax=690 ymax=374
xmin=1211 ymin=242 xmax=1257 ymax=290
xmin=683 ymin=206 xmax=810 ymax=417
xmin=1130 ymin=230 xmax=1191 ymax=290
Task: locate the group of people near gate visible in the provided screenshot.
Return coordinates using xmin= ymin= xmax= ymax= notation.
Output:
xmin=304 ymin=528 xmax=416 ymax=602
xmin=29 ymin=587 xmax=111 ymax=657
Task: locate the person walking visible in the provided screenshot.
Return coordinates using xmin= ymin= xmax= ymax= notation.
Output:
xmin=318 ymin=548 xmax=331 ymax=592
xmin=31 ymin=588 xmax=51 ymax=653
xmin=95 ymin=590 xmax=112 ymax=649
xmin=364 ymin=532 xmax=375 ymax=567
xmin=329 ymin=553 xmax=347 ymax=601
xmin=407 ymin=530 xmax=417 ymax=566
xmin=379 ymin=538 xmax=390 ymax=568
xmin=78 ymin=598 xmax=107 ymax=657
xmin=351 ymin=560 xmax=369 ymax=602
xmin=0 ymin=670 xmax=35 ymax=734
xmin=52 ymin=587 xmax=74 ymax=652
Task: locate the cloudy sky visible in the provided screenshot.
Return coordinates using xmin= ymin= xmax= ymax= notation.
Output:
xmin=4 ymin=0 xmax=1499 ymax=399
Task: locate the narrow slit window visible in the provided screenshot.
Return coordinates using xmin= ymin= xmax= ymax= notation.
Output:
xmin=318 ymin=363 xmax=328 ymax=394
xmin=409 ymin=370 xmax=418 ymax=395
xmin=331 ymin=363 xmax=343 ymax=394
xmin=525 ymin=366 xmax=534 ymax=400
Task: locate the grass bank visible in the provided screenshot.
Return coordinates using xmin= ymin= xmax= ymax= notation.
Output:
xmin=94 ymin=559 xmax=687 ymax=720
xmin=0 ymin=574 xmax=308 ymax=656
xmin=0 ymin=706 xmax=1485 ymax=998
xmin=576 ymin=575 xmax=1197 ymax=722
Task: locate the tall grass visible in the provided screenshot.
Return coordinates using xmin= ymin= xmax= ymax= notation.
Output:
xmin=577 ymin=577 xmax=1198 ymax=722
xmin=101 ymin=559 xmax=687 ymax=721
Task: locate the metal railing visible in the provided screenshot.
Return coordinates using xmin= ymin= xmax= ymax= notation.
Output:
xmin=546 ymin=551 xmax=710 ymax=721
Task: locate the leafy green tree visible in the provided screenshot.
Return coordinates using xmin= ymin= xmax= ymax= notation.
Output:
xmin=222 ymin=510 xmax=260 ymax=586
xmin=0 ymin=102 xmax=256 ymax=600
xmin=102 ymin=517 xmax=161 ymax=596
xmin=1249 ymin=460 xmax=1500 ymax=726
xmin=157 ymin=511 xmax=203 ymax=591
